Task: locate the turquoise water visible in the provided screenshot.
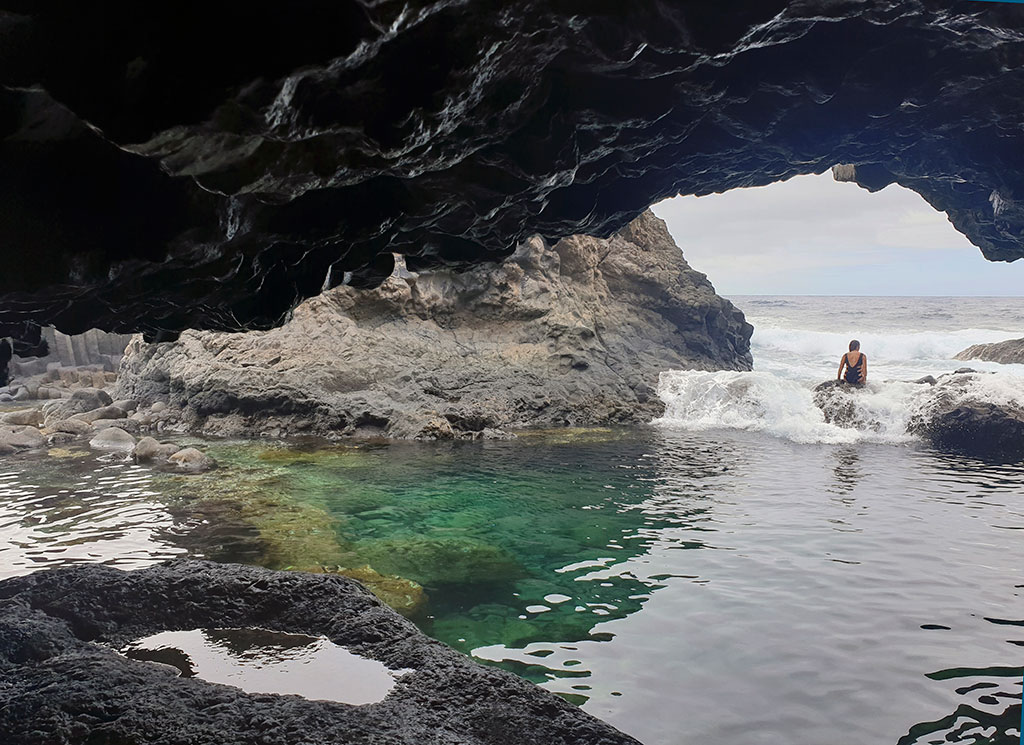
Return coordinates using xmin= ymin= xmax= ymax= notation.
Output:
xmin=2 ymin=428 xmax=1020 ymax=744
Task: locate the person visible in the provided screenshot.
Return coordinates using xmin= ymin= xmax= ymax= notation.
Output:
xmin=837 ymin=340 xmax=867 ymax=385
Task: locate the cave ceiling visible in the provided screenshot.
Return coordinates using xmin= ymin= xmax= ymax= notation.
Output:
xmin=1 ymin=0 xmax=1022 ymax=339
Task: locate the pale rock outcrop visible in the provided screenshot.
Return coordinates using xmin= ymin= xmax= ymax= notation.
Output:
xmin=955 ymin=338 xmax=1024 ymax=365
xmin=117 ymin=212 xmax=752 ymax=439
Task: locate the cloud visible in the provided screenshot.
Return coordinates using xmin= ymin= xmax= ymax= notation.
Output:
xmin=651 ymin=173 xmax=1024 ymax=296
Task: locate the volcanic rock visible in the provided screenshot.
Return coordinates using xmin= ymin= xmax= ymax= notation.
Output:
xmin=955 ymin=338 xmax=1024 ymax=365
xmin=1 ymin=4 xmax=1023 ymax=339
xmin=907 ymin=371 xmax=1024 ymax=461
xmin=116 ymin=212 xmax=751 ymax=438
xmin=0 ymin=560 xmax=639 ymax=745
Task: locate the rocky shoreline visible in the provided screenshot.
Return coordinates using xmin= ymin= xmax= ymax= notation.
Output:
xmin=0 ymin=560 xmax=640 ymax=745
xmin=116 ymin=212 xmax=753 ymax=440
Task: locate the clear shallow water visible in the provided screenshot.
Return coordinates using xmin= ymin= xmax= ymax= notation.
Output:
xmin=0 ymin=430 xmax=1020 ymax=744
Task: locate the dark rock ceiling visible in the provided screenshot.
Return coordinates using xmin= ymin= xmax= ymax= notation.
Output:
xmin=1 ymin=1 xmax=1022 ymax=340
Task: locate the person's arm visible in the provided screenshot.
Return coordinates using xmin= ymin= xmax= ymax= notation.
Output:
xmin=861 ymin=355 xmax=867 ymax=383
xmin=837 ymin=353 xmax=847 ymax=380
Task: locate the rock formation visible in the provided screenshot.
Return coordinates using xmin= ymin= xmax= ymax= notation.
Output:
xmin=116 ymin=211 xmax=752 ymax=439
xmin=0 ymin=560 xmax=640 ymax=745
xmin=813 ymin=371 xmax=1024 ymax=461
xmin=954 ymin=338 xmax=1024 ymax=365
xmin=2 ymin=3 xmax=1023 ymax=339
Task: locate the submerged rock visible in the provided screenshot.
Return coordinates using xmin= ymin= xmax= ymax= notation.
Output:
xmin=0 ymin=561 xmax=638 ymax=744
xmin=167 ymin=447 xmax=216 ymax=473
xmin=305 ymin=565 xmax=428 ymax=618
xmin=354 ymin=536 xmax=526 ymax=586
xmin=955 ymin=338 xmax=1024 ymax=365
xmin=118 ymin=211 xmax=752 ymax=439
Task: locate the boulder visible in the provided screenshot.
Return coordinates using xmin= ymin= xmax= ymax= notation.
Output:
xmin=88 ymin=427 xmax=136 ymax=453
xmin=812 ymin=380 xmax=881 ymax=432
xmin=92 ymin=417 xmax=140 ymax=434
xmin=1 ymin=408 xmax=44 ymax=427
xmin=41 ymin=387 xmax=114 ymax=425
xmin=911 ymin=401 xmax=1024 ymax=461
xmin=48 ymin=418 xmax=93 ymax=436
xmin=111 ymin=399 xmax=139 ymax=413
xmin=0 ymin=561 xmax=638 ymax=744
xmin=0 ymin=425 xmax=46 ymax=450
xmin=132 ymin=436 xmax=181 ymax=464
xmin=71 ymin=405 xmax=127 ymax=424
xmin=166 ymin=447 xmax=216 ymax=472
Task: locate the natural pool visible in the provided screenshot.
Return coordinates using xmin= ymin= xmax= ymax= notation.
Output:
xmin=0 ymin=427 xmax=1021 ymax=744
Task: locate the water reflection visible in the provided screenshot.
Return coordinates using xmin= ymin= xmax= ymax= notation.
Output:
xmin=898 ymin=666 xmax=1022 ymax=745
xmin=0 ymin=454 xmax=187 ymax=578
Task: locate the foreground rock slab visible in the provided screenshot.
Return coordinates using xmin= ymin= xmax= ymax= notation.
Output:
xmin=0 ymin=560 xmax=639 ymax=745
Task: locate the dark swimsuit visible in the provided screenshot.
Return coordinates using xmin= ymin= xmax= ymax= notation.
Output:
xmin=843 ymin=352 xmax=865 ymax=384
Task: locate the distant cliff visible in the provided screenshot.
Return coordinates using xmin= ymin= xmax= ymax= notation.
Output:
xmin=117 ymin=211 xmax=752 ymax=439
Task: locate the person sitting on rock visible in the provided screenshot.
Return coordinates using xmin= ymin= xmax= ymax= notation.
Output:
xmin=837 ymin=340 xmax=867 ymax=385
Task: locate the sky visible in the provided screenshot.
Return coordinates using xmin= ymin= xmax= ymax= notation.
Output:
xmin=650 ymin=172 xmax=1024 ymax=297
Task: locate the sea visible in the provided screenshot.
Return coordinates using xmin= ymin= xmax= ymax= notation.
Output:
xmin=0 ymin=296 xmax=1022 ymax=745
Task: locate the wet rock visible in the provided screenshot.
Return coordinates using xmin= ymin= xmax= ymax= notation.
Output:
xmin=1 ymin=408 xmax=43 ymax=427
xmin=913 ymin=376 xmax=938 ymax=385
xmin=88 ymin=426 xmax=136 ymax=452
xmin=907 ymin=371 xmax=1024 ymax=461
xmin=167 ymin=447 xmax=216 ymax=472
xmin=0 ymin=561 xmax=638 ymax=744
xmin=915 ymin=403 xmax=1024 ymax=461
xmin=955 ymin=338 xmax=1024 ymax=365
xmin=812 ymin=380 xmax=881 ymax=432
xmin=0 ymin=393 xmax=13 ymax=402
xmin=118 ymin=212 xmax=752 ymax=438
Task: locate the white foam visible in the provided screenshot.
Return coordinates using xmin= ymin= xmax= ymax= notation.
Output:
xmin=654 ymin=369 xmax=1024 ymax=446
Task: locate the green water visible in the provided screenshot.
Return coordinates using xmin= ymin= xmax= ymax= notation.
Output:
xmin=184 ymin=431 xmax=687 ymax=674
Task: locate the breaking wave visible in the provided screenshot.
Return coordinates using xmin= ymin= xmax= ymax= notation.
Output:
xmin=654 ymin=369 xmax=1024 ymax=446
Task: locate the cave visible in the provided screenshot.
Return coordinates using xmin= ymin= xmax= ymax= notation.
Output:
xmin=1 ymin=0 xmax=1022 ymax=341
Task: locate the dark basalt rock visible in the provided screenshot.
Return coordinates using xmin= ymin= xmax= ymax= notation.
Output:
xmin=1 ymin=2 xmax=1023 ymax=338
xmin=0 ymin=560 xmax=640 ymax=745
xmin=913 ymin=402 xmax=1024 ymax=461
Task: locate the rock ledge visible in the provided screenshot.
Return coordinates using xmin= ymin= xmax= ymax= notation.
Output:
xmin=0 ymin=560 xmax=639 ymax=745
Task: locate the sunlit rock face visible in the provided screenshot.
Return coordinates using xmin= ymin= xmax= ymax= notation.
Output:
xmin=2 ymin=2 xmax=1022 ymax=338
